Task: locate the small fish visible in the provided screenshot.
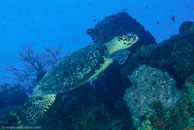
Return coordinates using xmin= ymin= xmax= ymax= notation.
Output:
xmin=171 ymin=17 xmax=175 ymax=22
xmin=92 ymin=19 xmax=97 ymax=22
xmin=23 ymin=23 xmax=27 ymax=27
xmin=120 ymin=9 xmax=128 ymax=12
xmin=144 ymin=5 xmax=149 ymax=9
xmin=156 ymin=21 xmax=160 ymax=25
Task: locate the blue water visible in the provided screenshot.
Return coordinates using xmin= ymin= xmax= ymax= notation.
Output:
xmin=0 ymin=0 xmax=194 ymax=78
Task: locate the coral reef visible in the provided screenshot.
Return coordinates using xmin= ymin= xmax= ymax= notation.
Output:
xmin=121 ymin=44 xmax=155 ymax=84
xmin=179 ymin=21 xmax=194 ymax=33
xmin=122 ymin=25 xmax=194 ymax=89
xmin=146 ymin=32 xmax=194 ymax=89
xmin=1 ymin=84 xmax=133 ymax=130
xmin=136 ymin=74 xmax=194 ymax=130
xmin=166 ymin=74 xmax=194 ymax=129
xmin=92 ymin=65 xmax=128 ymax=100
xmin=123 ymin=65 xmax=181 ymax=120
xmin=37 ymin=84 xmax=133 ymax=130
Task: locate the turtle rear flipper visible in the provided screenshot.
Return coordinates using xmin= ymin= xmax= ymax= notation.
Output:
xmin=23 ymin=94 xmax=56 ymax=124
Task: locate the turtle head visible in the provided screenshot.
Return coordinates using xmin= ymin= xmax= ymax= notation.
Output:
xmin=115 ymin=33 xmax=139 ymax=50
xmin=106 ymin=33 xmax=139 ymax=55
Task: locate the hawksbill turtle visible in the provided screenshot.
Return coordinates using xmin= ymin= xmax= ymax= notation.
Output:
xmin=24 ymin=33 xmax=139 ymax=124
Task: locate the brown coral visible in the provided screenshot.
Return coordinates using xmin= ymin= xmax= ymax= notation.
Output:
xmin=187 ymin=78 xmax=194 ymax=85
xmin=152 ymin=119 xmax=169 ymax=127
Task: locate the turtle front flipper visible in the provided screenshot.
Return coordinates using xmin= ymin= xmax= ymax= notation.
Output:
xmin=111 ymin=50 xmax=130 ymax=64
xmin=23 ymin=94 xmax=56 ymax=124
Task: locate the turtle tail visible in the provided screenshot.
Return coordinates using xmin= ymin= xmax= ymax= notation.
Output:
xmin=23 ymin=94 xmax=56 ymax=124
